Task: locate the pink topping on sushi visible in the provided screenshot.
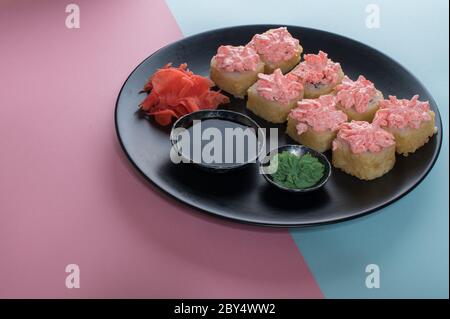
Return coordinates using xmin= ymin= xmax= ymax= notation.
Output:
xmin=290 ymin=95 xmax=347 ymax=135
xmin=214 ymin=45 xmax=261 ymax=72
xmin=373 ymin=95 xmax=432 ymax=129
xmin=333 ymin=121 xmax=395 ymax=154
xmin=247 ymin=27 xmax=300 ymax=63
xmin=256 ymin=69 xmax=304 ymax=105
xmin=335 ymin=75 xmax=377 ymax=113
xmin=291 ymin=51 xmax=342 ymax=85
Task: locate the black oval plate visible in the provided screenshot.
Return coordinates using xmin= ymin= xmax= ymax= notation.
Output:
xmin=115 ymin=25 xmax=442 ymax=227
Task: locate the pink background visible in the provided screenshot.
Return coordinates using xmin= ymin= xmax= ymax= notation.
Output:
xmin=0 ymin=0 xmax=321 ymax=298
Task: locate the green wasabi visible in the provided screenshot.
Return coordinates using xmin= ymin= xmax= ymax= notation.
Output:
xmin=269 ymin=152 xmax=325 ymax=189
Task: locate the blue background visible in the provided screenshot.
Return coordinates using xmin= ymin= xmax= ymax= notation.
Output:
xmin=166 ymin=0 xmax=449 ymax=298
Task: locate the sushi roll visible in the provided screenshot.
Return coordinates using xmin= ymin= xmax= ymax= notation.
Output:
xmin=290 ymin=51 xmax=344 ymax=99
xmin=247 ymin=27 xmax=302 ymax=74
xmin=286 ymin=95 xmax=348 ymax=152
xmin=210 ymin=45 xmax=265 ymax=98
xmin=373 ymin=95 xmax=437 ymax=156
xmin=247 ymin=69 xmax=304 ymax=123
xmin=332 ymin=121 xmax=396 ymax=180
xmin=334 ymin=75 xmax=383 ymax=122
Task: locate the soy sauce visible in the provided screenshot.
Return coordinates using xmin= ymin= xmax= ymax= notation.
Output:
xmin=175 ymin=118 xmax=260 ymax=167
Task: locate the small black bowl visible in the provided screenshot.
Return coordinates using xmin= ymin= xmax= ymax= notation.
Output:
xmin=170 ymin=110 xmax=265 ymax=173
xmin=259 ymin=144 xmax=332 ymax=192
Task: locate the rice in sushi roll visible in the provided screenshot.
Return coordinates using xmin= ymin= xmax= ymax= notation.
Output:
xmin=290 ymin=51 xmax=344 ymax=98
xmin=247 ymin=27 xmax=302 ymax=74
xmin=332 ymin=121 xmax=396 ymax=180
xmin=334 ymin=75 xmax=383 ymax=122
xmin=286 ymin=95 xmax=348 ymax=152
xmin=247 ymin=69 xmax=304 ymax=123
xmin=373 ymin=95 xmax=437 ymax=156
xmin=210 ymin=45 xmax=265 ymax=98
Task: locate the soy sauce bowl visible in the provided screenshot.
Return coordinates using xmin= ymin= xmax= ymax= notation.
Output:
xmin=170 ymin=110 xmax=265 ymax=173
xmin=259 ymin=145 xmax=332 ymax=192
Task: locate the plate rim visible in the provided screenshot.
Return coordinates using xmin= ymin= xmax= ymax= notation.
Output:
xmin=114 ymin=24 xmax=443 ymax=228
